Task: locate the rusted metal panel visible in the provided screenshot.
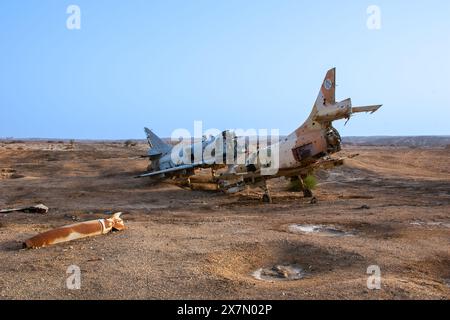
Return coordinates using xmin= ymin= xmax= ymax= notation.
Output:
xmin=23 ymin=212 xmax=125 ymax=249
xmin=292 ymin=143 xmax=313 ymax=162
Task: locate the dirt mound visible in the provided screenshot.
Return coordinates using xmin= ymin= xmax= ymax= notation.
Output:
xmin=207 ymin=241 xmax=365 ymax=284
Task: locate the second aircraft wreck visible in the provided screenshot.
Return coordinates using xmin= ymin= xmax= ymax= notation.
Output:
xmin=138 ymin=68 xmax=382 ymax=202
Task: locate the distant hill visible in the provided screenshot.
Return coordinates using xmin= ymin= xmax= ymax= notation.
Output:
xmin=342 ymin=136 xmax=450 ymax=148
xmin=2 ymin=136 xmax=450 ymax=148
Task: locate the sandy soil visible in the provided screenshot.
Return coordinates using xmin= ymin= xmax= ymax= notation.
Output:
xmin=0 ymin=141 xmax=449 ymax=300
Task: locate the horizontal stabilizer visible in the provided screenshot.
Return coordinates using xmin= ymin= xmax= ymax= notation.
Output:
xmin=144 ymin=127 xmax=172 ymax=157
xmin=352 ymin=105 xmax=382 ymax=114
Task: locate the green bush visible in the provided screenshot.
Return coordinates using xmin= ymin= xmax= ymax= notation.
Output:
xmin=288 ymin=179 xmax=303 ymax=192
xmin=303 ymin=175 xmax=317 ymax=190
xmin=287 ymin=175 xmax=317 ymax=192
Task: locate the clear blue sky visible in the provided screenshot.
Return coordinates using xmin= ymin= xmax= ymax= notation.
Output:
xmin=1 ymin=0 xmax=449 ymax=139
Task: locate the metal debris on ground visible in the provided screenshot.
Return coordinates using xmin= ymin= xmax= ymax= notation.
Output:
xmin=288 ymin=224 xmax=353 ymax=237
xmin=23 ymin=212 xmax=125 ymax=249
xmin=253 ymin=265 xmax=306 ymax=281
xmin=0 ymin=204 xmax=49 ymax=214
xmin=410 ymin=221 xmax=450 ymax=228
xmin=64 ymin=214 xmax=80 ymax=221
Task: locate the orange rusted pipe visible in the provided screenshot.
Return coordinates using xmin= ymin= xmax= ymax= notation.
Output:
xmin=23 ymin=212 xmax=125 ymax=249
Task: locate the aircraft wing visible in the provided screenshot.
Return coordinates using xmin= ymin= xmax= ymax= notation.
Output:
xmin=136 ymin=164 xmax=198 ymax=178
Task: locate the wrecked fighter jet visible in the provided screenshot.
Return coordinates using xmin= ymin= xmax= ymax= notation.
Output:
xmin=23 ymin=212 xmax=125 ymax=248
xmin=138 ymin=68 xmax=382 ymax=202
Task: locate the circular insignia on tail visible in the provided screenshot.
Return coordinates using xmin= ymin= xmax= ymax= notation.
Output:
xmin=324 ymin=79 xmax=333 ymax=90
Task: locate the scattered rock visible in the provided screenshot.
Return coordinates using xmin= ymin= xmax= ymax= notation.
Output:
xmin=64 ymin=214 xmax=80 ymax=221
xmin=87 ymin=257 xmax=105 ymax=262
xmin=444 ymin=279 xmax=450 ymax=288
xmin=1 ymin=168 xmax=24 ymax=179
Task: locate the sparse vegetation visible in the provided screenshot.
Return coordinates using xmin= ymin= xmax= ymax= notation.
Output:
xmin=304 ymin=175 xmax=317 ymax=190
xmin=288 ymin=179 xmax=303 ymax=192
xmin=124 ymin=140 xmax=137 ymax=147
xmin=288 ymin=175 xmax=317 ymax=192
xmin=65 ymin=139 xmax=75 ymax=150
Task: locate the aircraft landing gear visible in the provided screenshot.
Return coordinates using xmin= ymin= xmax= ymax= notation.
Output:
xmin=303 ymin=187 xmax=313 ymax=198
xmin=261 ymin=181 xmax=273 ymax=204
xmin=186 ymin=177 xmax=192 ymax=189
xmin=296 ymin=175 xmax=313 ymax=198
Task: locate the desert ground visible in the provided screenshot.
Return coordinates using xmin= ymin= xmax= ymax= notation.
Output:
xmin=0 ymin=140 xmax=449 ymax=300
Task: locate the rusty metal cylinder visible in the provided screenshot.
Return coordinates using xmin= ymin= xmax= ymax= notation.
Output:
xmin=24 ymin=212 xmax=124 ymax=249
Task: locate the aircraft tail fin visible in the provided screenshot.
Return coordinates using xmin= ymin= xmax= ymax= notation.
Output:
xmin=293 ymin=68 xmax=381 ymax=133
xmin=297 ymin=68 xmax=337 ymax=129
xmin=144 ymin=127 xmax=172 ymax=157
xmin=316 ymin=67 xmax=336 ymax=107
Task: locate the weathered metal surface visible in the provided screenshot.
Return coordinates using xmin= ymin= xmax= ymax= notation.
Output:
xmin=23 ymin=212 xmax=125 ymax=249
xmin=0 ymin=204 xmax=49 ymax=214
xmin=352 ymin=105 xmax=382 ymax=114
